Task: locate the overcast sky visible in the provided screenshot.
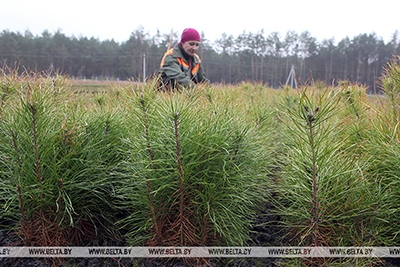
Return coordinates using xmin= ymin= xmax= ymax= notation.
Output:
xmin=1 ymin=0 xmax=399 ymax=44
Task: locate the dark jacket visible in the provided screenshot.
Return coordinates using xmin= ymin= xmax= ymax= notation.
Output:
xmin=158 ymin=45 xmax=209 ymax=90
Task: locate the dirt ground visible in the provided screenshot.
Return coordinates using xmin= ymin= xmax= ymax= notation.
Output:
xmin=1 ymin=203 xmax=399 ymax=267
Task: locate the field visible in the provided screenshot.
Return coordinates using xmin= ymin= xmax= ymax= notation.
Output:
xmin=1 ymin=57 xmax=400 ymax=267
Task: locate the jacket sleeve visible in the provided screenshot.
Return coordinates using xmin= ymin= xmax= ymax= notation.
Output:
xmin=161 ymin=55 xmax=195 ymax=87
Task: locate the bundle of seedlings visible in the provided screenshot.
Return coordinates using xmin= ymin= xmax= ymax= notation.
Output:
xmin=115 ymin=84 xmax=273 ymax=265
xmin=0 ymin=70 xmax=126 ymax=251
xmin=364 ymin=55 xmax=400 ymax=249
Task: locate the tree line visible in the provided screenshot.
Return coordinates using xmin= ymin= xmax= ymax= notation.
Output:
xmin=1 ymin=27 xmax=399 ymax=92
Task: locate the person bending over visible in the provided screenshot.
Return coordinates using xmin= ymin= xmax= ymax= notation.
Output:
xmin=158 ymin=28 xmax=209 ymax=91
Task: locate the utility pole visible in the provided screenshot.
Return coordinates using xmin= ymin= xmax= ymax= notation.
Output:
xmin=143 ymin=53 xmax=146 ymax=82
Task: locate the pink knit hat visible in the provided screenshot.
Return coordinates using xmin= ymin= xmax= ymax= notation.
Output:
xmin=179 ymin=28 xmax=201 ymax=44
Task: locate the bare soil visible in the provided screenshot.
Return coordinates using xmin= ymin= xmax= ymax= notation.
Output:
xmin=1 ymin=203 xmax=399 ymax=267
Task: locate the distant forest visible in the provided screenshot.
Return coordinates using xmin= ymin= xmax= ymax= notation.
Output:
xmin=1 ymin=27 xmax=399 ymax=92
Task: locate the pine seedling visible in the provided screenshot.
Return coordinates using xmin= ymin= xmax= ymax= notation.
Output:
xmin=117 ymin=85 xmax=271 ymax=249
xmin=0 ymin=72 xmax=126 ymax=246
xmin=273 ymin=87 xmax=376 ymax=265
xmin=363 ymin=56 xmax=400 ymax=246
xmin=380 ymin=55 xmax=400 ymax=124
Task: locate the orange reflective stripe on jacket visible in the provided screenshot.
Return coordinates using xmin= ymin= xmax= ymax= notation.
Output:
xmin=160 ymin=49 xmax=201 ymax=76
xmin=159 ymin=48 xmax=174 ymax=68
xmin=191 ymin=56 xmax=200 ymax=75
xmin=192 ymin=54 xmax=201 ymax=74
xmin=177 ymin=57 xmax=189 ymax=69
